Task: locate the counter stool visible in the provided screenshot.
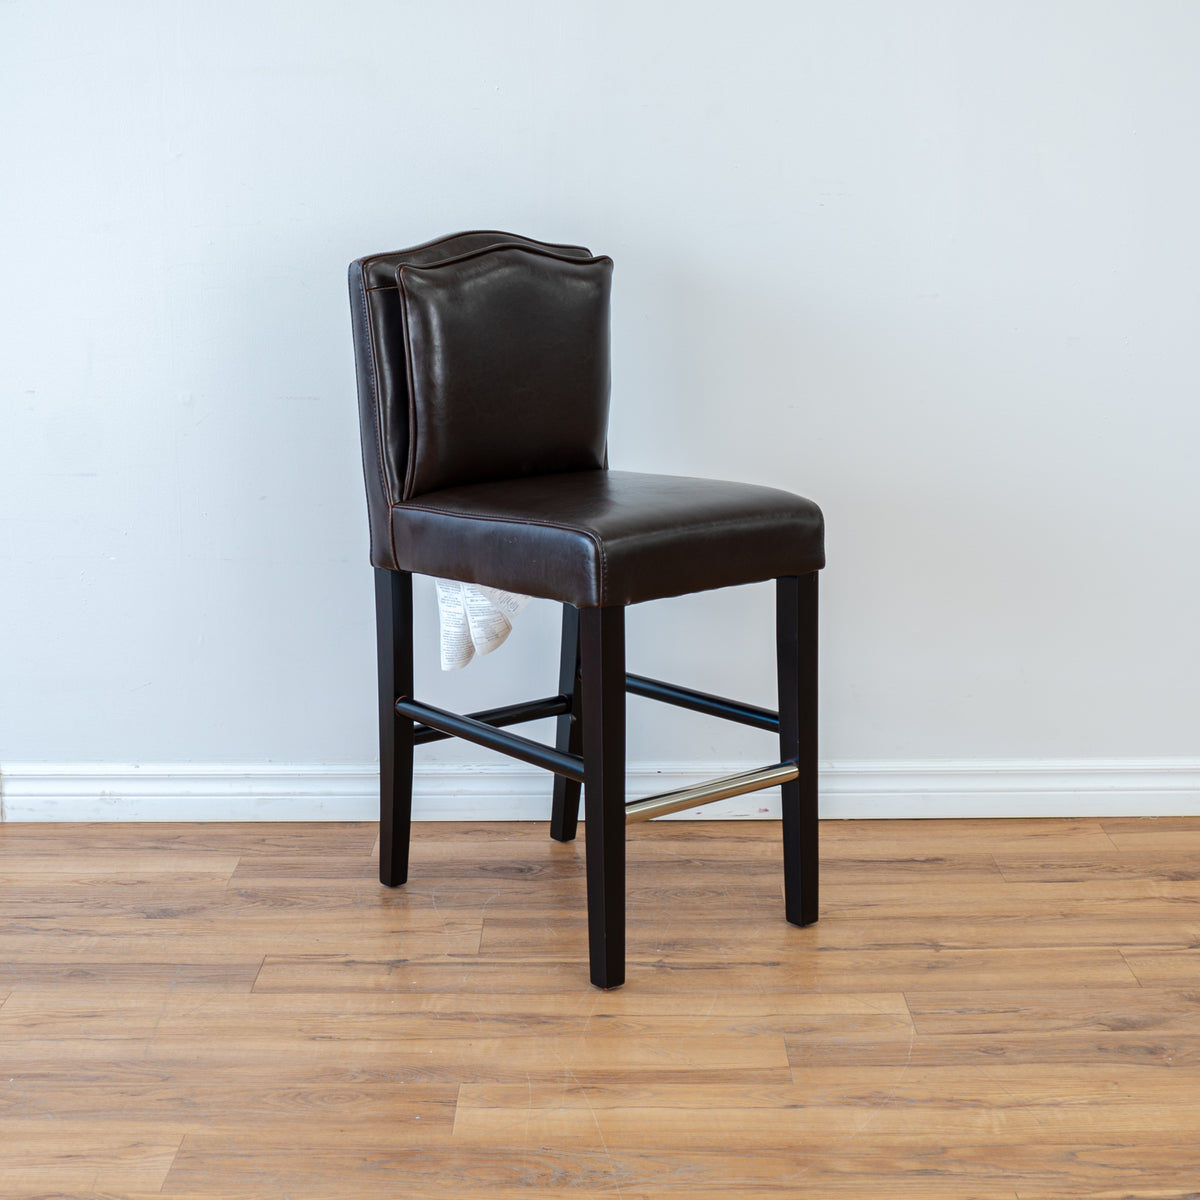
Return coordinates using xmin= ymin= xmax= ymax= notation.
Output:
xmin=349 ymin=231 xmax=824 ymax=988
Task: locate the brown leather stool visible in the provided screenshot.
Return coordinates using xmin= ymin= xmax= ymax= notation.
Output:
xmin=349 ymin=232 xmax=824 ymax=988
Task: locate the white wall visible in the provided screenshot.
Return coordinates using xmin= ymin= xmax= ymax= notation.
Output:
xmin=3 ymin=1 xmax=1199 ymax=817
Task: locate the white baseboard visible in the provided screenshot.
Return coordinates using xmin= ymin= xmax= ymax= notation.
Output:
xmin=2 ymin=758 xmax=1198 ymax=822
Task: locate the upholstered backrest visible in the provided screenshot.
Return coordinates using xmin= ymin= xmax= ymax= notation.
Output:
xmin=349 ymin=231 xmax=611 ymax=569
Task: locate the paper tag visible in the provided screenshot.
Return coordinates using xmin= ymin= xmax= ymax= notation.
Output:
xmin=434 ymin=578 xmax=475 ymax=670
xmin=463 ymin=587 xmax=514 ymax=656
xmin=476 ymin=586 xmax=532 ymax=620
xmin=434 ymin=580 xmax=534 ymax=669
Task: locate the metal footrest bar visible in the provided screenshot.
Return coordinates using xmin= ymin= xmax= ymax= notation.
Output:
xmin=624 ymin=761 xmax=798 ymax=824
xmin=396 ymin=697 xmax=586 ymax=782
xmin=411 ymin=694 xmax=570 ymax=746
xmin=625 ymin=673 xmax=779 ymax=733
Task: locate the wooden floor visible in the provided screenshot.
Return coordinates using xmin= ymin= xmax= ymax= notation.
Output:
xmin=2 ymin=816 xmax=1200 ymax=1198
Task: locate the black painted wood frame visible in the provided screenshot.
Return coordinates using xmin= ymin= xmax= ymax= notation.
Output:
xmin=372 ymin=566 xmax=819 ymax=988
xmin=375 ymin=568 xmax=413 ymax=888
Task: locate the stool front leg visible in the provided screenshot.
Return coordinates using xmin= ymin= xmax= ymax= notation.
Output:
xmin=579 ymin=605 xmax=626 ymax=989
xmin=375 ymin=568 xmax=414 ymax=887
xmin=777 ymin=572 xmax=819 ymax=926
xmin=550 ymin=603 xmax=583 ymax=842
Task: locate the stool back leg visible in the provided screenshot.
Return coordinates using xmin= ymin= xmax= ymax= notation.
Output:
xmin=550 ymin=603 xmax=583 ymax=842
xmin=375 ymin=568 xmax=414 ymax=887
xmin=777 ymin=572 xmax=819 ymax=926
xmin=580 ymin=605 xmax=627 ymax=989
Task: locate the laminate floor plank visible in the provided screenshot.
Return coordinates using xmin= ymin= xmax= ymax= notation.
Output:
xmin=0 ymin=882 xmax=516 ymax=919
xmin=0 ymin=821 xmax=376 ymax=856
xmin=1119 ymin=946 xmax=1200 ymax=986
xmin=823 ymin=878 xmax=1200 ymax=908
xmin=226 ymin=857 xmax=784 ymax=892
xmin=0 ymin=853 xmax=241 ymax=885
xmin=823 ymin=853 xmax=1007 ymax=883
xmin=0 ymin=960 xmax=262 ymax=991
xmin=460 ymin=1066 xmax=1200 ymax=1112
xmin=477 ymin=910 xmax=1200 ymax=952
xmin=473 ymin=931 xmax=1142 ymax=988
xmin=904 ymin=987 xmax=1200 ymax=1034
xmin=0 ymin=1079 xmax=459 ymax=1126
xmin=1098 ymin=828 xmax=1200 ymax=854
xmin=1099 ymin=816 xmax=1200 ymax=834
xmin=994 ymin=853 xmax=1200 ymax=882
xmin=816 ymin=818 xmax=1120 ymax=857
xmin=0 ymin=914 xmax=482 ymax=960
xmin=0 ymin=988 xmax=911 ymax=1039
xmin=452 ymin=1098 xmax=1200 ymax=1142
xmin=251 ymin=946 xmax=1142 ymax=995
xmin=1 ymin=1123 xmax=185 ymax=1192
xmin=160 ymin=1138 xmax=1200 ymax=1197
xmin=785 ymin=1030 xmax=1198 ymax=1069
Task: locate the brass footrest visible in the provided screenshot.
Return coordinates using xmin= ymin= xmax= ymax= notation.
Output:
xmin=624 ymin=762 xmax=799 ymax=824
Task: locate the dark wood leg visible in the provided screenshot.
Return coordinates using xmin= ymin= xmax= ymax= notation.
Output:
xmin=777 ymin=573 xmax=819 ymax=926
xmin=375 ymin=567 xmax=414 ymax=887
xmin=579 ymin=605 xmax=626 ymax=989
xmin=550 ymin=603 xmax=583 ymax=842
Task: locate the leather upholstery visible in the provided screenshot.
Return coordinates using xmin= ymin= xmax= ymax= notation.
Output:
xmin=397 ymin=246 xmax=612 ymax=497
xmin=349 ymin=231 xmax=594 ymax=568
xmin=350 ymin=233 xmax=825 ymax=605
xmin=391 ymin=470 xmax=825 ymax=608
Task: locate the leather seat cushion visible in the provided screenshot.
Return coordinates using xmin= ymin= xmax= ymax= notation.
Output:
xmin=390 ymin=469 xmax=824 ymax=608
